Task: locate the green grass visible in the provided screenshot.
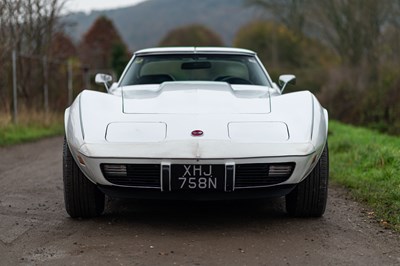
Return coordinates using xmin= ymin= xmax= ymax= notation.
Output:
xmin=329 ymin=121 xmax=400 ymax=231
xmin=0 ymin=122 xmax=64 ymax=147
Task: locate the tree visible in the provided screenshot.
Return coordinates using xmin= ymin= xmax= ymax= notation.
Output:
xmin=79 ymin=16 xmax=129 ymax=71
xmin=159 ymin=24 xmax=223 ymax=47
xmin=246 ymin=0 xmax=394 ymax=67
xmin=0 ymin=0 xmax=67 ymax=111
xmin=111 ymin=43 xmax=130 ymax=79
xmin=49 ymin=32 xmax=77 ymax=59
xmin=311 ymin=0 xmax=398 ymax=131
xmin=234 ymin=21 xmax=303 ymax=68
xmin=234 ymin=20 xmax=335 ymax=92
xmin=245 ymin=0 xmax=308 ymax=34
xmin=314 ymin=0 xmax=391 ymax=67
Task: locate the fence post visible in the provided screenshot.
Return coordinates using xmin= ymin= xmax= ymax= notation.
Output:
xmin=12 ymin=50 xmax=18 ymax=124
xmin=43 ymin=56 xmax=49 ymax=115
xmin=67 ymin=59 xmax=73 ymax=105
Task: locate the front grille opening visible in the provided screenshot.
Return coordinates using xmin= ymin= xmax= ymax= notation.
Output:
xmin=102 ymin=164 xmax=127 ymax=176
xmin=269 ymin=164 xmax=295 ymax=177
xmin=101 ymin=164 xmax=161 ymax=188
xmin=235 ymin=163 xmax=295 ymax=188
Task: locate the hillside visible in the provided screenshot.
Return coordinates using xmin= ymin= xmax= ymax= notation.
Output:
xmin=64 ymin=0 xmax=270 ymax=51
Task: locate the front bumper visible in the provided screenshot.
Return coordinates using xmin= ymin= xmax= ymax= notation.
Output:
xmin=73 ymin=154 xmax=319 ymax=195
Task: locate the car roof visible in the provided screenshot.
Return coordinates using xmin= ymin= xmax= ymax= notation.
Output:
xmin=134 ymin=47 xmax=256 ymax=56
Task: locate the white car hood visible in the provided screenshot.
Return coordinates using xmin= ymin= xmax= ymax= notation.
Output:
xmin=66 ymin=85 xmax=327 ymax=158
xmin=122 ymin=82 xmax=271 ymax=114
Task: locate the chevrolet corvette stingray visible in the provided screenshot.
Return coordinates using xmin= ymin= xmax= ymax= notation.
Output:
xmin=63 ymin=47 xmax=329 ymax=218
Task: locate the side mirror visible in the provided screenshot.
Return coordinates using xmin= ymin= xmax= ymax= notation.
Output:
xmin=95 ymin=73 xmax=113 ymax=92
xmin=278 ymin=74 xmax=296 ymax=93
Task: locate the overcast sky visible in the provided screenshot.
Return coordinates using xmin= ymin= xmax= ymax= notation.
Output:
xmin=66 ymin=0 xmax=148 ymax=13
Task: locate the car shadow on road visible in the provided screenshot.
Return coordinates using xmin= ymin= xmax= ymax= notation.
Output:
xmin=93 ymin=197 xmax=296 ymax=231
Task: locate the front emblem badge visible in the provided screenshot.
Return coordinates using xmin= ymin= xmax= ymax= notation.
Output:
xmin=191 ymin=130 xmax=204 ymax=137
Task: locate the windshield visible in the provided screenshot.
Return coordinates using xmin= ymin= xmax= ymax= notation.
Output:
xmin=119 ymin=54 xmax=271 ymax=87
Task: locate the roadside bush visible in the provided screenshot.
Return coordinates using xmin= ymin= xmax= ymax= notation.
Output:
xmin=320 ymin=66 xmax=400 ymax=135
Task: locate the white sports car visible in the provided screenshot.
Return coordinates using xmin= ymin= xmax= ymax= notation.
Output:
xmin=63 ymin=47 xmax=329 ymax=218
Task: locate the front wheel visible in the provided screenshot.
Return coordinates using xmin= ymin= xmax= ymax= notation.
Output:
xmin=285 ymin=143 xmax=329 ymax=217
xmin=63 ymin=137 xmax=105 ymax=218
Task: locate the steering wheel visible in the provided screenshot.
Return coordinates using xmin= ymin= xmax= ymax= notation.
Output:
xmin=214 ymin=76 xmax=252 ymax=85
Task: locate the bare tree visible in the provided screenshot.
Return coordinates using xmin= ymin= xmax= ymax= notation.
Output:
xmin=0 ymin=0 xmax=67 ymax=111
xmin=246 ymin=0 xmax=395 ymax=67
xmin=313 ymin=0 xmax=392 ymax=67
xmin=245 ymin=0 xmax=309 ymax=34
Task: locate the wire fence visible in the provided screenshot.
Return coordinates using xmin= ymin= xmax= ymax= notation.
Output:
xmin=10 ymin=50 xmax=73 ymax=123
xmin=1 ymin=50 xmax=113 ymax=124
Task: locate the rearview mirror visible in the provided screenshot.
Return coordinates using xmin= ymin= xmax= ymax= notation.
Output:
xmin=95 ymin=73 xmax=113 ymax=92
xmin=278 ymin=74 xmax=296 ymax=93
xmin=181 ymin=61 xmax=211 ymax=70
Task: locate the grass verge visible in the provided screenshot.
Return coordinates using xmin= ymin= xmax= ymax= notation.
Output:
xmin=0 ymin=111 xmax=64 ymax=147
xmin=329 ymin=121 xmax=400 ymax=231
xmin=0 ymin=123 xmax=64 ymax=146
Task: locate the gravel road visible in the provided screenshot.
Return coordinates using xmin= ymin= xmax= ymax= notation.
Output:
xmin=0 ymin=136 xmax=399 ymax=266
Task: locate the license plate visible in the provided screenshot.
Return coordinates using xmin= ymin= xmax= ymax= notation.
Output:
xmin=171 ymin=164 xmax=225 ymax=191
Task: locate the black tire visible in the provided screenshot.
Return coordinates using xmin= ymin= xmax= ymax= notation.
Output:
xmin=63 ymin=137 xmax=105 ymax=218
xmin=286 ymin=143 xmax=329 ymax=217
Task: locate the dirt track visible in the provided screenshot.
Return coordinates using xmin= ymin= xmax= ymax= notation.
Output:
xmin=0 ymin=136 xmax=399 ymax=265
